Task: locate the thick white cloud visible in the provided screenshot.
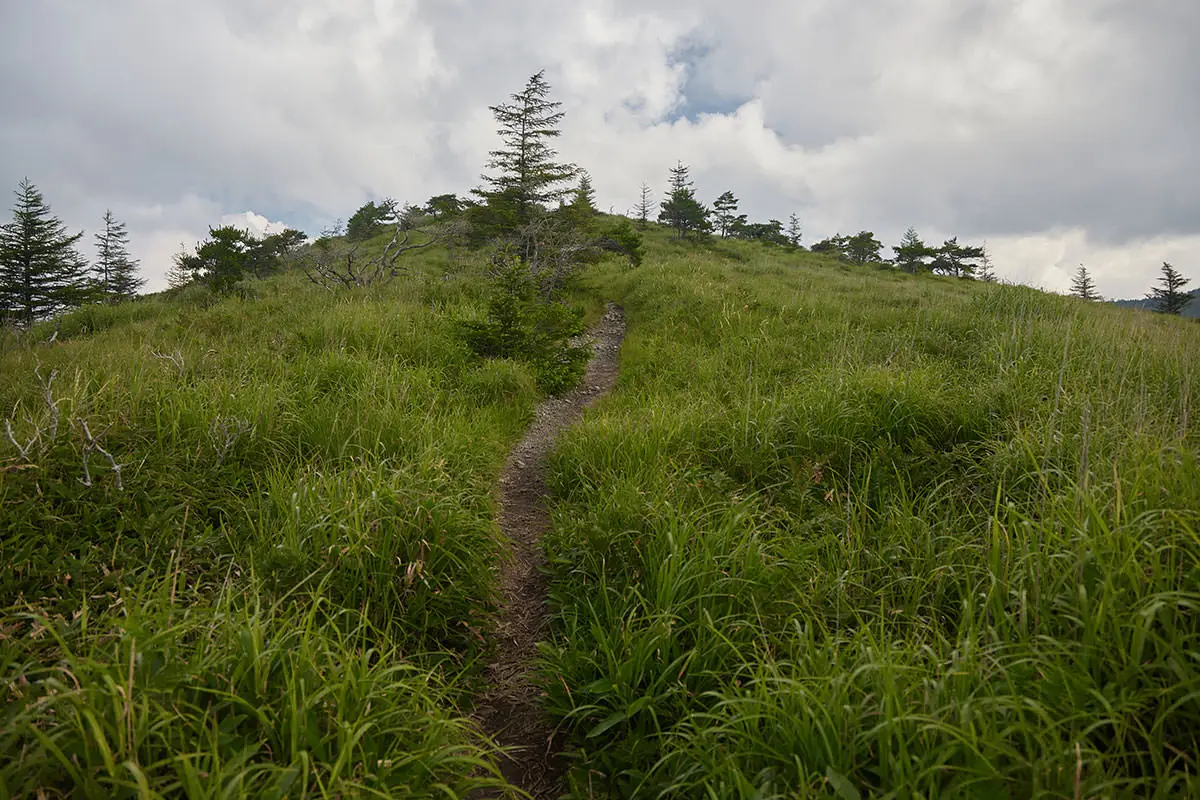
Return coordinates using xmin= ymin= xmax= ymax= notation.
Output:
xmin=1 ymin=0 xmax=1194 ymax=296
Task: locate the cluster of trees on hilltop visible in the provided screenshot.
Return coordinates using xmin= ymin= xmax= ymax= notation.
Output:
xmin=626 ymin=165 xmax=802 ymax=248
xmin=0 ymin=179 xmax=145 ymax=328
xmin=170 ymin=225 xmax=308 ymax=294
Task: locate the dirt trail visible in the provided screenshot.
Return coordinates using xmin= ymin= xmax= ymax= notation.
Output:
xmin=473 ymin=302 xmax=626 ymax=799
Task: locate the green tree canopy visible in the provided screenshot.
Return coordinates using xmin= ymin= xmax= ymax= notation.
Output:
xmin=811 ymin=234 xmax=850 ymax=260
xmin=658 ymin=163 xmax=710 ymax=240
xmin=931 ymin=237 xmax=986 ymax=278
xmin=893 ymin=227 xmax=935 ymax=273
xmin=712 ymin=191 xmax=745 ymax=239
xmin=846 ymin=230 xmax=884 ymax=266
xmin=346 ymin=200 xmax=394 ymax=242
xmin=0 ymin=178 xmax=91 ymax=326
xmin=424 ymin=194 xmax=464 ymax=218
xmin=738 ymin=219 xmax=789 ymax=246
xmin=175 ymin=225 xmax=304 ymax=294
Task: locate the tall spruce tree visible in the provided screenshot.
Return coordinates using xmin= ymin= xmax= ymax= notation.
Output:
xmin=658 ymin=162 xmax=709 ymax=240
xmin=0 ymin=178 xmax=91 ymax=326
xmin=476 ymin=70 xmax=576 ymax=234
xmin=1148 ymin=262 xmax=1191 ymax=314
xmin=1070 ymin=264 xmax=1099 ymax=300
xmin=634 ymin=183 xmax=654 ymax=228
xmin=94 ymin=210 xmax=144 ymax=302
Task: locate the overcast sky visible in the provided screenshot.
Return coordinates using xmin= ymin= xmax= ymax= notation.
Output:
xmin=1 ymin=0 xmax=1196 ymax=297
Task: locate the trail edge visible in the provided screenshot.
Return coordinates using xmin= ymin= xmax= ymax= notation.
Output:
xmin=473 ymin=302 xmax=626 ymax=799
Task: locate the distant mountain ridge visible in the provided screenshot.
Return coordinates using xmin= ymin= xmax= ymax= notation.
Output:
xmin=1110 ymin=288 xmax=1200 ymax=318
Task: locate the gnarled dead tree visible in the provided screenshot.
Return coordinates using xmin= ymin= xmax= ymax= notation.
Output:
xmin=301 ymin=208 xmax=468 ymax=291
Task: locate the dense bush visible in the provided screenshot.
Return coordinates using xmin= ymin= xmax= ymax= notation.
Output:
xmin=460 ymin=250 xmax=589 ymax=394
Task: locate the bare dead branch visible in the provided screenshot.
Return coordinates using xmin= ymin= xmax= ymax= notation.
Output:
xmin=5 ymin=419 xmax=36 ymax=461
xmin=301 ymin=218 xmax=464 ymax=291
xmin=78 ymin=419 xmax=123 ymax=490
xmin=210 ymin=415 xmax=254 ymax=467
xmin=33 ymin=364 xmax=59 ymax=445
xmin=4 ymin=364 xmax=60 ymax=461
xmin=150 ymin=349 xmax=186 ymax=377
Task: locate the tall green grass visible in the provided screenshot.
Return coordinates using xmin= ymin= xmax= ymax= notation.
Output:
xmin=541 ymin=240 xmax=1200 ymax=797
xmin=0 ymin=246 xmax=539 ymax=796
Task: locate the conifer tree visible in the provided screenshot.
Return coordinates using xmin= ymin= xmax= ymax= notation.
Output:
xmin=658 ymin=162 xmax=710 ymax=240
xmin=634 ymin=183 xmax=654 ymax=228
xmin=786 ymin=213 xmax=802 ymax=248
xmin=1070 ymin=264 xmax=1099 ymax=300
xmin=1148 ymin=262 xmax=1191 ymax=314
xmin=976 ymin=247 xmax=997 ymax=282
xmin=0 ymin=178 xmax=91 ymax=326
xmin=571 ymin=172 xmax=597 ymax=216
xmin=476 ymin=70 xmax=576 ymax=232
xmin=893 ymin=227 xmax=934 ymax=273
xmin=167 ymin=244 xmax=193 ymax=289
xmin=712 ymin=191 xmax=742 ymax=239
xmin=94 ymin=210 xmax=144 ymax=302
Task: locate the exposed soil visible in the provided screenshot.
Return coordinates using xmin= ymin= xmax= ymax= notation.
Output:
xmin=473 ymin=303 xmax=626 ymax=799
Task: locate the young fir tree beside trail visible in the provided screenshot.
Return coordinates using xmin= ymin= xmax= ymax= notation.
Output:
xmin=568 ymin=171 xmax=598 ymax=225
xmin=1148 ymin=262 xmax=1191 ymax=314
xmin=94 ymin=211 xmax=144 ymax=303
xmin=474 ymin=70 xmax=576 ymax=245
xmin=0 ymin=178 xmax=91 ymax=327
xmin=658 ymin=163 xmax=710 ymax=240
xmin=1071 ymin=264 xmax=1100 ymax=300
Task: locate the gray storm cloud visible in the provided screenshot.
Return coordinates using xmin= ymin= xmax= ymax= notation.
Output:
xmin=1 ymin=0 xmax=1194 ymax=296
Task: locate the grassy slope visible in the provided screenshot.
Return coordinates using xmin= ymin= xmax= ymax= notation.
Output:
xmin=0 ymin=243 xmax=543 ymax=796
xmin=542 ymin=231 xmax=1200 ymax=798
xmin=3 ymin=225 xmax=1197 ymax=798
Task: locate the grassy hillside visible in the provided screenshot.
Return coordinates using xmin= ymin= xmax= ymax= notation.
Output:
xmin=541 ymin=234 xmax=1200 ymax=797
xmin=0 ymin=243 xmax=556 ymax=796
xmin=2 ymin=225 xmax=1198 ymax=798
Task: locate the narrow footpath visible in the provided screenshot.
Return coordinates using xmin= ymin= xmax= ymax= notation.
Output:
xmin=473 ymin=303 xmax=626 ymax=799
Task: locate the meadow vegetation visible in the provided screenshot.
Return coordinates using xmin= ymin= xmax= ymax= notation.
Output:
xmin=2 ymin=220 xmax=1199 ymax=798
xmin=3 ymin=65 xmax=1199 ymax=799
xmin=0 ymin=238 xmax=554 ymax=797
xmin=540 ymin=230 xmax=1200 ymax=798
